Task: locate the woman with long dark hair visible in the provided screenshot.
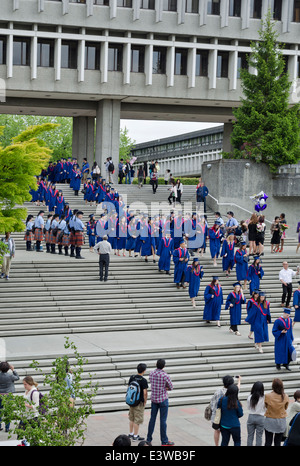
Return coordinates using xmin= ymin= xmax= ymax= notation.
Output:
xmin=217 ymin=383 xmax=243 ymax=446
xmin=247 ymin=381 xmax=265 ymax=446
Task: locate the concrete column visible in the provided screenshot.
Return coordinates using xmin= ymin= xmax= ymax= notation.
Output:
xmin=145 ymin=43 xmax=153 ymax=85
xmin=72 ymin=116 xmax=95 ymax=169
xmin=208 ymin=44 xmax=217 ymax=89
xmin=155 ymin=0 xmax=163 ymax=22
xmin=220 ymin=0 xmax=229 ymax=28
xmin=241 ymin=0 xmax=250 ymax=29
xmin=7 ymin=29 xmax=13 ymax=79
xmin=199 ymin=0 xmax=207 ymax=26
xmin=95 ymin=100 xmax=121 ymax=184
xmin=223 ymin=122 xmax=234 ymax=153
xmin=166 ymin=44 xmax=175 ymax=87
xmin=31 ymin=35 xmax=38 ymax=80
xmin=123 ymin=36 xmax=131 ymax=85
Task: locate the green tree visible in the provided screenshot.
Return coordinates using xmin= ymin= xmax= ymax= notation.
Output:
xmin=0 ymin=123 xmax=58 ymax=234
xmin=227 ymin=12 xmax=300 ymax=173
xmin=2 ymin=338 xmax=100 ymax=446
xmin=0 ymin=115 xmax=72 ymax=161
xmin=119 ymin=127 xmax=136 ymax=161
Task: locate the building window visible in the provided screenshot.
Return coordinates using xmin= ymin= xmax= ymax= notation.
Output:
xmin=237 ymin=52 xmax=248 ymax=78
xmin=61 ymin=40 xmax=77 ymax=69
xmin=140 ymin=0 xmax=155 ymax=8
xmin=174 ymin=48 xmax=188 ymax=75
xmin=0 ymin=36 xmax=6 ymax=65
xmin=196 ymin=50 xmax=208 ymax=77
xmin=229 ymin=0 xmax=241 ymax=17
xmin=85 ymin=42 xmax=100 ymax=70
xmin=207 ymin=0 xmax=220 ymax=15
xmin=37 ymin=40 xmax=54 ymax=67
xmin=273 ymin=0 xmax=282 ymax=20
xmin=153 ymin=47 xmax=166 ymax=74
xmin=117 ymin=0 xmax=132 ymax=6
xmin=69 ymin=0 xmax=86 ymax=3
xmin=185 ymin=0 xmax=198 ymax=13
xmin=94 ymin=0 xmax=109 ymax=4
xmin=250 ymin=0 xmax=262 ymax=18
xmin=108 ymin=44 xmax=123 ymax=71
xmin=217 ymin=52 xmax=229 ymax=78
xmin=13 ymin=37 xmax=30 ymax=66
xmin=131 ymin=46 xmax=145 ymax=73
xmin=163 ymin=0 xmax=177 ymax=11
xmin=293 ymin=0 xmax=300 ymax=22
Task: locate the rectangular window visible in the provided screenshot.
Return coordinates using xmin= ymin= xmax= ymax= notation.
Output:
xmin=94 ymin=0 xmax=109 ymax=4
xmin=153 ymin=47 xmax=166 ymax=74
xmin=140 ymin=0 xmax=155 ymax=8
xmin=61 ymin=40 xmax=78 ymax=69
xmin=195 ymin=50 xmax=208 ymax=76
xmin=273 ymin=0 xmax=282 ymax=20
xmin=131 ymin=46 xmax=145 ymax=73
xmin=174 ymin=48 xmax=188 ymax=75
xmin=69 ymin=0 xmax=86 ymax=3
xmin=207 ymin=0 xmax=220 ymax=15
xmin=185 ymin=0 xmax=198 ymax=13
xmin=13 ymin=37 xmax=30 ymax=66
xmin=85 ymin=42 xmax=100 ymax=70
xmin=294 ymin=0 xmax=300 ymax=22
xmin=217 ymin=52 xmax=229 ymax=78
xmin=37 ymin=39 xmax=54 ymax=67
xmin=117 ymin=0 xmax=132 ymax=6
xmin=229 ymin=0 xmax=241 ymax=17
xmin=108 ymin=44 xmax=123 ymax=71
xmin=163 ymin=0 xmax=177 ymax=11
xmin=237 ymin=52 xmax=248 ymax=78
xmin=0 ymin=36 xmax=6 ymax=65
xmin=250 ymin=0 xmax=262 ymax=18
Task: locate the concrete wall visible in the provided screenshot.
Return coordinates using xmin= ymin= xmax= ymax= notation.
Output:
xmin=201 ymin=159 xmax=300 ymax=239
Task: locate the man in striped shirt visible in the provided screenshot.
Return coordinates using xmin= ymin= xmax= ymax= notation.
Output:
xmin=146 ymin=359 xmax=174 ymax=446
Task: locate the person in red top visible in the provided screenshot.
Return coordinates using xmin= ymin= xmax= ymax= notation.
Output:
xmin=146 ymin=359 xmax=174 ymax=446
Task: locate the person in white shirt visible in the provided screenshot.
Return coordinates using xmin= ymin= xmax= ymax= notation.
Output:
xmin=279 ymin=261 xmax=300 ymax=307
xmin=247 ymin=381 xmax=266 ymax=446
xmin=1 ymin=232 xmax=15 ymax=280
xmin=94 ymin=235 xmax=112 ymax=281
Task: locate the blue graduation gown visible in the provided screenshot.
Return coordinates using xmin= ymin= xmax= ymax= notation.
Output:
xmin=246 ymin=264 xmax=265 ymax=295
xmin=117 ymin=223 xmax=127 ymax=250
xmin=225 ymin=291 xmax=246 ymax=326
xmin=173 ymin=218 xmax=185 ymax=249
xmin=220 ymin=239 xmax=235 ymax=271
xmin=73 ymin=173 xmax=81 ymax=191
xmin=185 ymin=265 xmax=204 ymax=298
xmin=86 ymin=221 xmax=96 ymax=247
xmin=272 ymin=317 xmax=294 ymax=365
xmin=234 ymin=249 xmax=249 ymax=281
xmin=203 ymin=284 xmax=223 ymax=321
xmin=157 ymin=237 xmax=174 ymax=272
xmin=54 ymin=196 xmax=65 ymax=216
xmin=208 ymin=228 xmax=221 ymax=259
xmin=173 ymin=247 xmax=190 ymax=284
xmin=140 ymin=225 xmax=155 ymax=256
xmin=245 ymin=301 xmax=271 ymax=343
xmin=293 ymin=290 xmax=300 ymax=322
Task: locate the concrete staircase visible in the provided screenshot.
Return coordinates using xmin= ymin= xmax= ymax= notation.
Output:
xmin=2 ymin=181 xmax=299 ymax=413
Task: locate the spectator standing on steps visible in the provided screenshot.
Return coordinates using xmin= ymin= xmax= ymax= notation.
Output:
xmin=146 ymin=359 xmax=174 ymax=446
xmin=0 ymin=232 xmax=15 ymax=280
xmin=0 ymin=361 xmax=20 ymax=432
xmin=279 ymin=261 xmax=300 ymax=308
xmin=128 ymin=363 xmax=148 ymax=442
xmin=94 ymin=235 xmax=112 ymax=282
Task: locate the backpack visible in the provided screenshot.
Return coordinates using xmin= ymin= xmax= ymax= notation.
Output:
xmin=108 ymin=161 xmax=114 ymax=172
xmin=30 ymin=389 xmax=48 ymax=415
xmin=125 ymin=378 xmax=141 ymax=407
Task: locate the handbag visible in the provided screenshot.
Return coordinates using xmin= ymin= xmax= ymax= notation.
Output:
xmin=204 ymin=404 xmax=212 ymax=421
xmin=212 ymin=397 xmax=224 ymax=430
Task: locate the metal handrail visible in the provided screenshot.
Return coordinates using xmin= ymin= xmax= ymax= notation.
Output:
xmin=207 ymin=193 xmax=272 ymax=225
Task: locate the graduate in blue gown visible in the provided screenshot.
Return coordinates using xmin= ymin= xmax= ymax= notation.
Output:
xmin=272 ymin=308 xmax=295 ymax=370
xmin=246 ymin=256 xmax=265 ymax=295
xmin=185 ymin=258 xmax=204 ymax=308
xmin=234 ymin=242 xmax=249 ymax=290
xmin=116 ymin=217 xmax=127 ymax=256
xmin=225 ymin=282 xmax=246 ymax=335
xmin=245 ymin=290 xmax=260 ymax=340
xmin=86 ymin=214 xmax=96 ymax=251
xmin=208 ymin=223 xmax=222 ymax=267
xmin=126 ymin=216 xmax=139 ymax=256
xmin=203 ymin=276 xmax=223 ymax=326
xmin=220 ymin=233 xmax=235 ymax=277
xmin=173 ymin=240 xmax=190 ymax=289
xmin=73 ymin=169 xmax=82 ymax=196
xmin=157 ymin=234 xmax=174 ymax=275
xmin=140 ymin=218 xmax=156 ymax=262
xmin=173 ymin=214 xmax=185 ymax=249
xmin=54 ymin=190 xmax=65 ymax=217
xmin=245 ymin=291 xmax=271 ymax=353
xmin=292 ymin=281 xmax=300 ymax=326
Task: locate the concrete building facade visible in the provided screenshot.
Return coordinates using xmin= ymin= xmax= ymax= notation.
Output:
xmin=0 ymin=0 xmax=300 ymax=178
